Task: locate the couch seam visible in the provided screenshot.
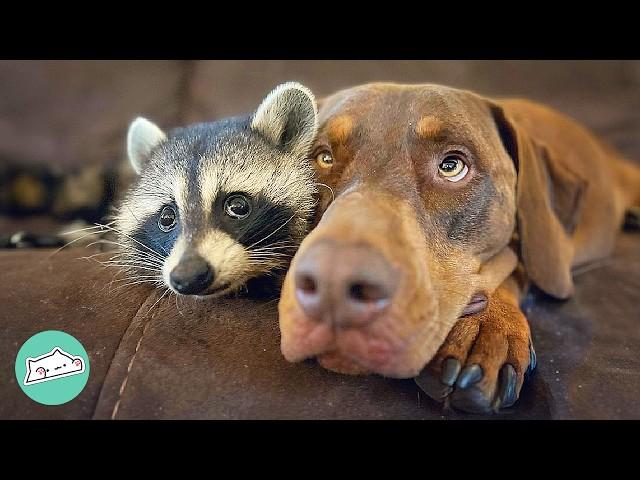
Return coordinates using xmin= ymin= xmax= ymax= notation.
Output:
xmin=110 ymin=307 xmax=155 ymax=420
xmin=89 ymin=288 xmax=159 ymax=420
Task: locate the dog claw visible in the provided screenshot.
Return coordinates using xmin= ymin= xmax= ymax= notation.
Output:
xmin=441 ymin=358 xmax=461 ymax=386
xmin=529 ymin=344 xmax=537 ymax=372
xmin=414 ymin=372 xmax=452 ymax=401
xmin=498 ymin=364 xmax=518 ymax=408
xmin=456 ymin=364 xmax=483 ymax=389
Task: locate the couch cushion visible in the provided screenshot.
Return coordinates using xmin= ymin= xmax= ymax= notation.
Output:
xmin=1 ymin=234 xmax=638 ymax=419
xmin=0 ymin=60 xmax=186 ymax=170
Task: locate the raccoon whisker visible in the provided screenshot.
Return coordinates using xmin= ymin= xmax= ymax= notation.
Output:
xmin=115 ymin=279 xmax=164 ymax=289
xmin=246 ymin=259 xmax=289 ymax=268
xmin=111 ymin=282 xmax=164 ymax=293
xmin=245 ymin=212 xmax=298 ymax=250
xmin=102 ymin=263 xmax=163 ymax=272
xmin=113 ymin=274 xmax=163 ymax=282
xmin=146 ymin=288 xmax=171 ymax=316
xmin=59 ymin=221 xmax=116 ymax=236
xmin=249 ymin=256 xmax=292 ymax=263
xmin=109 ymin=269 xmax=160 ymax=277
xmin=98 ymin=263 xmax=162 ymax=273
xmin=88 ymin=250 xmax=163 ymax=266
xmin=249 ymin=252 xmax=293 ymax=259
xmin=119 ymin=274 xmax=164 ymax=283
xmin=104 ymin=263 xmax=164 ymax=274
xmin=99 ymin=256 xmax=164 ymax=267
xmin=79 ymin=258 xmax=163 ymax=274
xmin=173 ymin=292 xmax=185 ymax=317
xmin=92 ymin=223 xmax=166 ymax=261
xmin=247 ymin=259 xmax=290 ymax=265
xmin=249 ymin=248 xmax=295 ymax=254
xmin=249 ymin=241 xmax=297 ymax=252
xmin=249 ymin=250 xmax=293 ymax=256
xmin=249 ymin=251 xmax=292 ymax=258
xmin=105 ymin=272 xmax=158 ymax=283
xmin=247 ymin=261 xmax=289 ymax=267
xmin=251 ymin=266 xmax=285 ymax=279
xmin=47 ymin=228 xmax=111 ymax=259
xmin=111 ymin=249 xmax=165 ymax=263
xmin=92 ymin=255 xmax=162 ymax=268
xmin=125 ymin=204 xmax=141 ymax=224
xmin=247 ymin=249 xmax=295 ymax=258
xmin=262 ymin=297 xmax=280 ymax=308
xmin=76 ymin=250 xmax=122 ymax=261
xmin=315 ymin=182 xmax=335 ymax=203
xmin=250 ymin=240 xmax=295 ymax=247
xmin=86 ymin=239 xmax=165 ymax=262
xmin=248 ymin=249 xmax=294 ymax=257
xmin=105 ymin=251 xmax=164 ymax=263
xmin=249 ymin=265 xmax=287 ymax=273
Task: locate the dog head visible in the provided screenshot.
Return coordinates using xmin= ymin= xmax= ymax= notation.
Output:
xmin=278 ymin=83 xmax=586 ymax=378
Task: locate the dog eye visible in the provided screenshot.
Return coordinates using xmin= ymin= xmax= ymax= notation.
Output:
xmin=315 ymin=151 xmax=334 ymax=169
xmin=158 ymin=205 xmax=177 ymax=232
xmin=224 ymin=194 xmax=252 ymax=219
xmin=438 ymin=154 xmax=469 ymax=182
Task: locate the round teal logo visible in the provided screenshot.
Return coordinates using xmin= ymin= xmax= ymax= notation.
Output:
xmin=15 ymin=330 xmax=90 ymax=405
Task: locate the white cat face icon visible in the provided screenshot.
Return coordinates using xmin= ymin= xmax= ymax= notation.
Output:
xmin=24 ymin=347 xmax=85 ymax=385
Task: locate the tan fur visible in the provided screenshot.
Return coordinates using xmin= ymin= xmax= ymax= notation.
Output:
xmin=415 ymin=116 xmax=444 ymax=139
xmin=327 ymin=115 xmax=354 ymax=144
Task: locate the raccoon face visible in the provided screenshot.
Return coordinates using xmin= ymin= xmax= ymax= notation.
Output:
xmin=115 ymin=83 xmax=319 ymax=297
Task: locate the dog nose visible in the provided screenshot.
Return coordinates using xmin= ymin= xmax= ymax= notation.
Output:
xmin=293 ymin=243 xmax=397 ymax=327
xmin=170 ymin=254 xmax=214 ymax=295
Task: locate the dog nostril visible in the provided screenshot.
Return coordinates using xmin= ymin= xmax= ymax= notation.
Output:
xmin=297 ymin=274 xmax=317 ymax=294
xmin=348 ymin=282 xmax=390 ymax=303
xmin=294 ymin=271 xmax=324 ymax=322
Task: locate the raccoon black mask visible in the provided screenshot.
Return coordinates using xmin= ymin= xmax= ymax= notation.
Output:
xmin=114 ymin=82 xmax=319 ymax=298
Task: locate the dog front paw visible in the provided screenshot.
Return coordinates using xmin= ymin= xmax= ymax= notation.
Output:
xmin=415 ymin=296 xmax=536 ymax=414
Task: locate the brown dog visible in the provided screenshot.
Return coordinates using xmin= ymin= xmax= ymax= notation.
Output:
xmin=278 ymin=83 xmax=640 ymax=413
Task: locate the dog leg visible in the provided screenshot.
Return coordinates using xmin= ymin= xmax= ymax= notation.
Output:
xmin=415 ymin=276 xmax=536 ymax=414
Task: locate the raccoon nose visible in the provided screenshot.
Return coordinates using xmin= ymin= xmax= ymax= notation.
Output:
xmin=169 ymin=254 xmax=214 ymax=295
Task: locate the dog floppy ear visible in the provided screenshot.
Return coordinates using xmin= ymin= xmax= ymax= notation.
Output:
xmin=488 ymin=101 xmax=587 ymax=299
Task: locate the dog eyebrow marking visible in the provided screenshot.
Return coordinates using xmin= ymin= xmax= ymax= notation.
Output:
xmin=415 ymin=116 xmax=444 ymax=139
xmin=327 ymin=115 xmax=354 ymax=144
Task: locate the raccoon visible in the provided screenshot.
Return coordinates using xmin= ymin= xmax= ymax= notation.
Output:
xmin=111 ymin=82 xmax=319 ymax=298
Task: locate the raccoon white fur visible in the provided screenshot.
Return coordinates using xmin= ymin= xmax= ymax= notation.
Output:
xmin=113 ymin=82 xmax=319 ymax=297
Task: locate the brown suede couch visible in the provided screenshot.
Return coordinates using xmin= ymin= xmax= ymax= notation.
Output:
xmin=1 ymin=61 xmax=639 ymax=419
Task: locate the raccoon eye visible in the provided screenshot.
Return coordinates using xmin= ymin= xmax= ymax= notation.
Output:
xmin=158 ymin=205 xmax=177 ymax=232
xmin=438 ymin=153 xmax=468 ymax=182
xmin=224 ymin=194 xmax=251 ymax=219
xmin=316 ymin=151 xmax=333 ymax=169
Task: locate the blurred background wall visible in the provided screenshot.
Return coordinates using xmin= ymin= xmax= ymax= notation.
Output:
xmin=1 ymin=60 xmax=639 ymax=171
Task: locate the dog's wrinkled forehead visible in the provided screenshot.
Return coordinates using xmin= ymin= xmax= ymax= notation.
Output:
xmin=313 ymin=83 xmax=517 ymax=259
xmin=319 ymin=83 xmax=499 ymax=154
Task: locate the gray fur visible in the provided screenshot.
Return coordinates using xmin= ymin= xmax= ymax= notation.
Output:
xmin=113 ymin=83 xmax=320 ymax=298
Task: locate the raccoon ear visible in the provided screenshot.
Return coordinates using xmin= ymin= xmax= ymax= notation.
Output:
xmin=127 ymin=117 xmax=167 ymax=174
xmin=251 ymin=82 xmax=318 ymax=158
